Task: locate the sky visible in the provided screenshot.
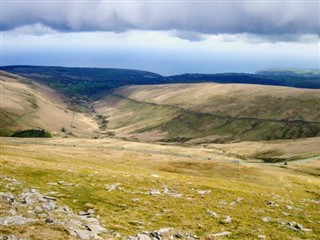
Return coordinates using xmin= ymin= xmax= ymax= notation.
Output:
xmin=1 ymin=0 xmax=320 ymax=75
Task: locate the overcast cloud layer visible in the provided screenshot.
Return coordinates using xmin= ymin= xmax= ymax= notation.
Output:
xmin=2 ymin=1 xmax=319 ymax=74
xmin=2 ymin=1 xmax=320 ymax=40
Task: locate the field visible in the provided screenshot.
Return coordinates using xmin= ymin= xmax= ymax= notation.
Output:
xmin=1 ymin=137 xmax=319 ymax=239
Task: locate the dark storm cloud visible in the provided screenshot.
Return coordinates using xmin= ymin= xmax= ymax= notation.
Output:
xmin=2 ymin=1 xmax=320 ymax=39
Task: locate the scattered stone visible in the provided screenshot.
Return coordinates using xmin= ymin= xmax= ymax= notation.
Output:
xmin=197 ymin=190 xmax=211 ymax=195
xmin=151 ymin=174 xmax=160 ymax=178
xmin=224 ymin=215 xmax=232 ymax=223
xmin=296 ymin=223 xmax=303 ymax=230
xmin=262 ymin=217 xmax=271 ymax=222
xmin=208 ymin=231 xmax=232 ymax=237
xmin=71 ymin=229 xmax=97 ymax=240
xmin=150 ymin=189 xmax=161 ymax=196
xmin=86 ymin=223 xmax=107 ymax=234
xmin=105 ymin=183 xmax=121 ymax=192
xmin=301 ymin=228 xmax=313 ymax=232
xmin=163 ymin=186 xmax=169 ymax=194
xmin=0 ymin=215 xmax=36 ymax=225
xmin=87 ymin=209 xmax=95 ymax=214
xmin=206 ymin=210 xmax=219 ymax=218
xmin=136 ymin=234 xmax=152 ymax=240
xmin=285 ymin=205 xmax=293 ymax=210
xmin=157 ymin=227 xmax=172 ymax=235
xmin=282 ymin=212 xmax=290 ymax=216
xmin=258 ymin=235 xmax=267 ymax=239
xmin=57 ymin=181 xmax=65 ymax=185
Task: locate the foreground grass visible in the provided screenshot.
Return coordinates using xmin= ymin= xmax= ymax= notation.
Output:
xmin=0 ymin=138 xmax=319 ymax=239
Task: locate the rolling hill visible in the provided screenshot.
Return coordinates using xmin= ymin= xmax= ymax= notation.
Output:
xmin=0 ymin=71 xmax=98 ymax=137
xmin=1 ymin=66 xmax=319 ymax=108
xmin=94 ymin=83 xmax=320 ymax=143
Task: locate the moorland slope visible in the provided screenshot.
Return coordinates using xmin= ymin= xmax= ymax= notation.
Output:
xmin=0 ymin=71 xmax=98 ymax=137
xmin=95 ymin=83 xmax=320 ymax=142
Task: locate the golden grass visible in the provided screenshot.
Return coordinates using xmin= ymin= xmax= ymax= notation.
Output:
xmin=1 ymin=137 xmax=319 ymax=239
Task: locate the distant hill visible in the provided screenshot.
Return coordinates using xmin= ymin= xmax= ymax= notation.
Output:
xmin=1 ymin=66 xmax=319 ymax=106
xmin=0 ymin=66 xmax=163 ymax=107
xmin=94 ymin=83 xmax=320 ymax=143
xmin=257 ymin=68 xmax=320 ymax=77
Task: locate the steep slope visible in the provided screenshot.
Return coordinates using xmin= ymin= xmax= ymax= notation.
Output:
xmin=0 ymin=71 xmax=98 ymax=137
xmin=94 ymin=83 xmax=320 ymax=142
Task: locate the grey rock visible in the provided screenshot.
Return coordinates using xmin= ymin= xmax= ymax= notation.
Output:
xmin=105 ymin=183 xmax=121 ymax=192
xmin=162 ymin=186 xmax=169 ymax=194
xmin=206 ymin=210 xmax=218 ymax=218
xmin=55 ymin=205 xmax=72 ymax=214
xmin=262 ymin=217 xmax=271 ymax=222
xmin=87 ymin=209 xmax=95 ymax=214
xmin=0 ymin=192 xmax=15 ymax=200
xmin=258 ymin=235 xmax=267 ymax=239
xmin=197 ymin=190 xmax=211 ymax=195
xmin=208 ymin=231 xmax=232 ymax=237
xmin=57 ymin=181 xmax=65 ymax=185
xmin=224 ymin=215 xmax=232 ymax=223
xmin=41 ymin=200 xmax=56 ymax=212
xmin=71 ymin=229 xmax=97 ymax=240
xmin=86 ymin=223 xmax=107 ymax=234
xmin=155 ymin=227 xmax=172 ymax=236
xmin=137 ymin=234 xmax=152 ymax=240
xmin=285 ymin=205 xmax=293 ymax=210
xmin=150 ymin=189 xmax=161 ymax=196
xmin=296 ymin=223 xmax=303 ymax=230
xmin=0 ymin=215 xmax=36 ymax=225
xmin=301 ymin=228 xmax=312 ymax=232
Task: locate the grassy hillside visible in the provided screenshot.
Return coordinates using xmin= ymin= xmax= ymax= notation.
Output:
xmin=0 ymin=71 xmax=98 ymax=137
xmin=1 ymin=66 xmax=319 ymax=107
xmin=94 ymin=83 xmax=320 ymax=143
xmin=1 ymin=137 xmax=319 ymax=239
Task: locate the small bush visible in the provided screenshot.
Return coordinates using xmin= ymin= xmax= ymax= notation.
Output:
xmin=11 ymin=129 xmax=52 ymax=138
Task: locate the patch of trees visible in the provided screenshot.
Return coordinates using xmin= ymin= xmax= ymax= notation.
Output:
xmin=11 ymin=129 xmax=52 ymax=138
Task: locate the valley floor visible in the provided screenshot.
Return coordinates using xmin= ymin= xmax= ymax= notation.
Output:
xmin=0 ymin=137 xmax=319 ymax=239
